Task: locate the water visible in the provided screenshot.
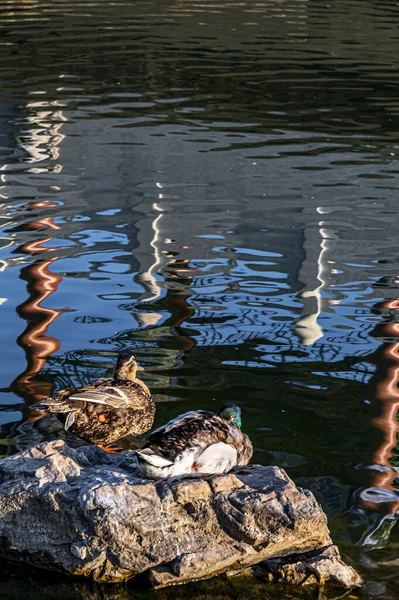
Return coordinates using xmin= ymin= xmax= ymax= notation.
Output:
xmin=1 ymin=0 xmax=399 ymax=596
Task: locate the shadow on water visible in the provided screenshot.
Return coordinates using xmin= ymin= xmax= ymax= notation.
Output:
xmin=0 ymin=563 xmax=353 ymax=600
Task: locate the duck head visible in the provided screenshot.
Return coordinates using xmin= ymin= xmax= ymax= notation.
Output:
xmin=113 ymin=353 xmax=144 ymax=381
xmin=218 ymin=404 xmax=242 ymax=428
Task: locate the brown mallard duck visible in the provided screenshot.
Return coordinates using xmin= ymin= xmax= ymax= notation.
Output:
xmin=135 ymin=404 xmax=252 ymax=479
xmin=33 ymin=354 xmax=155 ymax=447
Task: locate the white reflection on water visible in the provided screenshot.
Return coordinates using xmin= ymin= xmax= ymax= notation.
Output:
xmin=295 ymin=207 xmax=339 ymax=346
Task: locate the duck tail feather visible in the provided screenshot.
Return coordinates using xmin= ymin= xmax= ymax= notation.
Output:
xmin=31 ymin=398 xmax=70 ymax=413
xmin=31 ymin=403 xmax=47 ymax=412
xmin=64 ymin=411 xmax=76 ymax=431
xmin=136 ymin=448 xmax=173 ymax=467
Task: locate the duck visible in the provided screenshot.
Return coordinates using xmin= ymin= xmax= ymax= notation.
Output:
xmin=33 ymin=354 xmax=155 ymax=448
xmin=135 ymin=403 xmax=252 ymax=479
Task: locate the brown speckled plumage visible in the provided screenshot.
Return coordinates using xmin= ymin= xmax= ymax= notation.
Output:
xmin=145 ymin=410 xmax=252 ymax=463
xmin=136 ymin=405 xmax=253 ymax=479
xmin=34 ymin=354 xmax=155 ymax=446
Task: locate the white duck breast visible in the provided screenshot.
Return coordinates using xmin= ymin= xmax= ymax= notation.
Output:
xmin=192 ymin=442 xmax=237 ymax=474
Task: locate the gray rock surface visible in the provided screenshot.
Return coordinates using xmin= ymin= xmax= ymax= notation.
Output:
xmin=0 ymin=440 xmax=361 ymax=589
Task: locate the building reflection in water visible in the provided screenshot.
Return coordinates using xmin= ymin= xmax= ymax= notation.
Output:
xmin=352 ymin=292 xmax=399 ymax=545
xmin=136 ymin=196 xmax=196 ymax=356
xmin=294 ymin=208 xmax=399 ymax=545
xmin=295 ymin=208 xmax=338 ymax=346
xmin=4 ymin=91 xmax=67 ymax=414
xmin=17 ymin=98 xmax=65 ymax=168
xmin=136 ymin=200 xmax=164 ymax=309
xmin=9 ymin=201 xmax=62 ymax=410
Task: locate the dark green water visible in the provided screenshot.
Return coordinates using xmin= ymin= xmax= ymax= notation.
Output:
xmin=1 ymin=0 xmax=399 ymax=597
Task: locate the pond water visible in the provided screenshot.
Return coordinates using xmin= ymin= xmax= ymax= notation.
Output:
xmin=1 ymin=0 xmax=399 ymax=597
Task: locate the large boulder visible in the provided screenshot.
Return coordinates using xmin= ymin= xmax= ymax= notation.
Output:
xmin=0 ymin=440 xmax=361 ymax=589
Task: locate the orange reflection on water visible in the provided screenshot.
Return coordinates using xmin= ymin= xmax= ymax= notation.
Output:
xmin=358 ymin=298 xmax=399 ymax=518
xmin=10 ymin=201 xmax=62 ymax=407
xmin=165 ymin=257 xmax=197 ymax=352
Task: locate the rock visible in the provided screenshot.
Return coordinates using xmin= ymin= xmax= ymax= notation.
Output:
xmin=229 ymin=544 xmax=362 ymax=588
xmin=0 ymin=440 xmax=361 ymax=590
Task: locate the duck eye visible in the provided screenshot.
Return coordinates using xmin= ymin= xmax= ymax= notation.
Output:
xmin=98 ymin=414 xmax=109 ymax=423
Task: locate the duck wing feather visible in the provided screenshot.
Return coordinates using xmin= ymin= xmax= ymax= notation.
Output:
xmin=148 ymin=410 xmax=212 ymax=437
xmin=143 ymin=410 xmax=250 ymax=463
xmin=68 ymin=386 xmax=129 ymax=408
xmin=34 ymin=379 xmax=151 ymax=413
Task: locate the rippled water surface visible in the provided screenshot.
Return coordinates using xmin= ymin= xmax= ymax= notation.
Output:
xmin=1 ymin=0 xmax=399 ymax=597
